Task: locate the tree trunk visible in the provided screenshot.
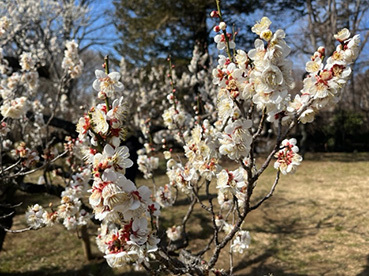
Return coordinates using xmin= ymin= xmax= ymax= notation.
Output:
xmin=80 ymin=224 xmax=93 ymax=260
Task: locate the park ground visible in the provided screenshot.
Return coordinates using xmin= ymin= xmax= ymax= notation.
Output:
xmin=1 ymin=152 xmax=369 ymax=276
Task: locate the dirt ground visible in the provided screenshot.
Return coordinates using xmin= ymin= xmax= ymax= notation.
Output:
xmin=1 ymin=152 xmax=369 ymax=276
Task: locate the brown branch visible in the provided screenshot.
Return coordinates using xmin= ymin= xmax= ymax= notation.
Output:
xmin=252 ymin=107 xmax=266 ymax=139
xmin=3 ymin=150 xmax=68 ymax=180
xmin=206 ymin=179 xmax=219 ymax=246
xmin=181 ymin=197 xmax=197 ymax=247
xmin=250 ymin=170 xmax=281 ymax=211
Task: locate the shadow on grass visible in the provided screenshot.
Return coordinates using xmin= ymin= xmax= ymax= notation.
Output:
xmin=189 ymin=213 xmax=212 ymax=239
xmin=303 ymin=152 xmax=369 ymax=162
xmin=231 ymin=218 xmax=311 ymax=276
xmin=232 ymin=196 xmax=348 ymax=275
xmin=357 ymin=255 xmax=369 ymax=276
xmin=0 ymin=259 xmax=149 ymax=276
xmin=173 ymin=193 xmax=217 ymax=207
xmin=233 ymin=249 xmax=307 ymax=276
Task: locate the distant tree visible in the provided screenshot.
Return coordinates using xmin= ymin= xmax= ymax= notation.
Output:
xmin=295 ymin=0 xmax=369 ymax=108
xmin=112 ymin=0 xmax=306 ymax=66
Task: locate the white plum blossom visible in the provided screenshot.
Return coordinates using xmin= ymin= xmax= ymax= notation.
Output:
xmin=155 ymin=185 xmax=174 ymax=208
xmin=91 ymin=107 xmax=109 ymax=135
xmin=25 ymin=204 xmax=46 ymax=229
xmin=19 ymin=52 xmax=35 ymax=71
xmin=334 ymin=28 xmax=350 ymax=42
xmin=1 ymin=96 xmax=28 ymax=119
xmin=137 ymin=154 xmax=159 ymax=179
xmin=214 ymin=33 xmax=235 ymax=50
xmin=103 ymin=144 xmax=134 ymax=172
xmin=251 ymin=17 xmax=272 ymax=36
xmin=93 ymin=70 xmax=124 ymax=99
xmin=231 ymin=230 xmax=251 ymax=254
xmin=219 ymin=119 xmax=252 ymax=160
xmin=306 ymin=57 xmax=323 ymax=74
xmin=166 ymin=225 xmax=183 ymax=241
xmin=130 ymin=218 xmax=149 ymax=245
xmin=62 ymin=40 xmax=83 ymax=79
xmin=274 ymin=138 xmax=303 ymax=175
xmin=107 ymin=96 xmax=126 ymax=128
xmin=0 ymin=16 xmax=11 ymax=36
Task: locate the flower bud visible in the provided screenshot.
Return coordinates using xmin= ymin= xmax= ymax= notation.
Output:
xmin=210 ymin=11 xmax=219 ymax=18
xmin=317 ymin=46 xmax=325 ymax=56
xmin=219 ymin=22 xmax=227 ymax=31
xmin=213 ymin=25 xmax=220 ymax=33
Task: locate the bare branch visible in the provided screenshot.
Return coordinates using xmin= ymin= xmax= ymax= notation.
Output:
xmin=250 ymin=170 xmax=281 ymax=211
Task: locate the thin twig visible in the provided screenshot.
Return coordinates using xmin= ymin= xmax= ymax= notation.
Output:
xmin=206 ymin=179 xmax=219 ymax=246
xmin=182 ymin=197 xmax=197 ymax=247
xmin=250 ymin=170 xmax=281 ymax=211
xmin=0 ymin=211 xmax=14 ymax=219
xmin=2 ymin=226 xmax=33 ymax=233
xmin=4 ymin=150 xmax=68 ymax=179
xmin=191 ymin=187 xmax=211 ymax=212
xmin=252 ymin=107 xmax=266 ymax=139
xmin=0 ymin=159 xmax=21 ymax=175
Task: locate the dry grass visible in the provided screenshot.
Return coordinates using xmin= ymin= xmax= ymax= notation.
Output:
xmin=1 ymin=152 xmax=369 ymax=276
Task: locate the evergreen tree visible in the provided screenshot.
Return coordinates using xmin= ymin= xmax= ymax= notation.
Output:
xmin=113 ymin=0 xmax=267 ymax=66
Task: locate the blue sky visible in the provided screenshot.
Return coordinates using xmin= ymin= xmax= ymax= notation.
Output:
xmin=85 ymin=0 xmax=369 ymax=72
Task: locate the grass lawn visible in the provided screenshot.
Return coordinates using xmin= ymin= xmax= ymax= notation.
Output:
xmin=1 ymin=152 xmax=369 ymax=275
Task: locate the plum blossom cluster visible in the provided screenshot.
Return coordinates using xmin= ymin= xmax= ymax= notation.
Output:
xmin=117 ymin=47 xmax=216 ymax=152
xmin=0 ymin=0 xmax=90 ymax=68
xmin=213 ymin=21 xmax=236 ymax=51
xmin=0 ymin=96 xmax=28 ymax=119
xmin=11 ymin=142 xmax=40 ymax=167
xmin=0 ymin=16 xmax=10 ymax=37
xmin=286 ymin=28 xmax=360 ymax=124
xmin=0 ymin=49 xmax=40 ymax=119
xmin=166 ymin=225 xmax=183 ymax=242
xmin=213 ymin=16 xmax=295 ymax=128
xmin=62 ymin=40 xmax=84 ymax=79
xmin=165 ymin=157 xmax=199 ymax=195
xmin=215 ymin=216 xmax=251 ymax=254
xmin=137 ymin=151 xmax=159 ymax=179
xmin=162 ymin=103 xmax=189 ymax=132
xmin=26 ymin=168 xmax=91 ymax=230
xmin=155 ymin=184 xmax=175 ymax=208
xmin=216 ymin=165 xmax=250 ymax=210
xmin=274 ymin=138 xmax=302 ymax=175
xmin=6 ymin=0 xmax=362 ymax=272
xmin=182 ymin=122 xmax=220 ymax=181
xmin=93 ymin=70 xmax=124 ymax=100
xmin=76 ymin=66 xmax=160 ymax=268
xmin=163 ymin=120 xmax=222 ymax=196
xmin=144 ymin=11 xmax=361 ymax=273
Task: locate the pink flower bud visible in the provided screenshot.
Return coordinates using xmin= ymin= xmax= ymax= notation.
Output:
xmin=210 ymin=11 xmax=219 ymax=18
xmin=214 ymin=25 xmax=220 ymax=33
xmin=317 ymin=46 xmax=325 ymax=56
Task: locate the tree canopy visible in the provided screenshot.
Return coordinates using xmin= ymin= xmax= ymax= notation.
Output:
xmin=112 ymin=0 xmax=274 ymax=66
